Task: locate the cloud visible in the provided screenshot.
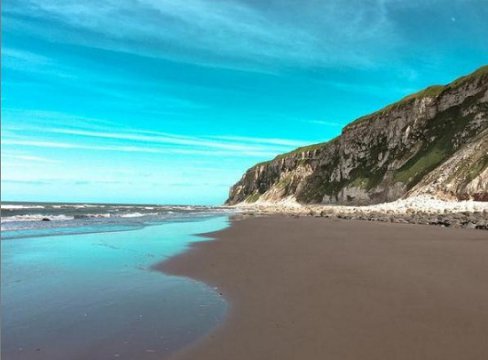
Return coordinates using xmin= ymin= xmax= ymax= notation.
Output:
xmin=208 ymin=135 xmax=310 ymax=147
xmin=4 ymin=0 xmax=401 ymax=70
xmin=2 ymin=48 xmax=51 ymax=65
xmin=2 ymin=134 xmax=301 ymax=158
xmin=1 ymin=109 xmax=120 ymax=130
xmin=1 ymin=47 xmax=79 ymax=80
xmin=2 ymin=154 xmax=61 ymax=164
xmin=3 ymin=121 xmax=313 ymax=157
xmin=2 ymin=179 xmax=50 ymax=185
xmin=305 ymin=120 xmax=343 ymax=127
xmin=44 ymin=127 xmax=280 ymax=152
xmin=2 ymin=49 xmax=205 ymax=112
xmin=1 ymin=178 xmax=130 ymax=186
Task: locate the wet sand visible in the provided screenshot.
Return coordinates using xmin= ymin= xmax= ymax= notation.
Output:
xmin=157 ymin=216 xmax=488 ymax=360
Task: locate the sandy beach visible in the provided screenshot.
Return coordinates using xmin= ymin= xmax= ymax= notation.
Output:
xmin=158 ymin=216 xmax=488 ymax=360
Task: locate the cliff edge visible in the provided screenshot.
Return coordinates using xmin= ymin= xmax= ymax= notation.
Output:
xmin=227 ymin=66 xmax=488 ymax=205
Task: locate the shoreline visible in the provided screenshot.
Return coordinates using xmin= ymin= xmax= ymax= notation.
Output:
xmin=157 ymin=215 xmax=488 ymax=360
xmin=232 ymin=195 xmax=488 ymax=230
xmin=1 ymin=216 xmax=230 ymax=360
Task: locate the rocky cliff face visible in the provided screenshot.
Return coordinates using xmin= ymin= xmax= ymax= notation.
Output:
xmin=227 ymin=66 xmax=488 ymax=205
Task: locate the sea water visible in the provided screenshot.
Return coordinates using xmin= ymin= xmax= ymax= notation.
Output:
xmin=1 ymin=202 xmax=232 ymax=359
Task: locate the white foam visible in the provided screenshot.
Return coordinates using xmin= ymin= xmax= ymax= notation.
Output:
xmin=1 ymin=204 xmax=45 ymax=210
xmin=1 ymin=214 xmax=75 ymax=223
xmin=118 ymin=212 xmax=157 ymax=218
xmin=74 ymin=204 xmax=99 ymax=208
xmin=76 ymin=213 xmax=112 ymax=219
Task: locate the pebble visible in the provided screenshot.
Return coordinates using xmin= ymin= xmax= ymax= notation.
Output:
xmin=236 ymin=195 xmax=488 ymax=230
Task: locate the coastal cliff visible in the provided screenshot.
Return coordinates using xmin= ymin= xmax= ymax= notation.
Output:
xmin=227 ymin=66 xmax=488 ymax=205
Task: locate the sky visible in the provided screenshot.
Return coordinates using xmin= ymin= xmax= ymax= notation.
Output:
xmin=1 ymin=0 xmax=487 ymax=205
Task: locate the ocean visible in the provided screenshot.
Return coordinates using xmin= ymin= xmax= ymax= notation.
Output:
xmin=1 ymin=201 xmax=235 ymax=359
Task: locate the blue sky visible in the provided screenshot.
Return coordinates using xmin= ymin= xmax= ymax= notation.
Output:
xmin=2 ymin=0 xmax=487 ymax=205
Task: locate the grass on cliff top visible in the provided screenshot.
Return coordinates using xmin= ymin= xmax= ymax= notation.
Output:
xmin=251 ymin=65 xmax=488 ymax=169
xmin=254 ymin=136 xmax=339 ymax=167
xmin=346 ymin=64 xmax=488 ymax=129
xmin=275 ymin=141 xmax=331 ymax=158
xmin=449 ymin=65 xmax=488 ymax=88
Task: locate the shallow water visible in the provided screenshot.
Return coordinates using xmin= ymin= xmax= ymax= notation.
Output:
xmin=1 ymin=216 xmax=229 ymax=360
xmin=1 ymin=201 xmax=232 ymax=238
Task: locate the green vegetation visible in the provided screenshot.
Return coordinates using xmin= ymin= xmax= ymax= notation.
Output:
xmin=394 ymin=144 xmax=446 ymax=184
xmin=294 ymin=152 xmax=343 ymax=203
xmin=254 ymin=137 xmax=339 ymax=167
xmin=245 ymin=193 xmax=261 ymax=203
xmin=297 ymin=177 xmax=346 ymax=203
xmin=294 ymin=139 xmax=390 ymax=202
xmin=465 ymin=154 xmax=488 ymax=183
xmin=393 ymin=91 xmax=481 ymax=189
xmin=235 ymin=65 xmax=488 ymax=204
xmin=349 ymin=164 xmax=387 ymax=190
xmin=346 ymin=64 xmax=488 ymax=130
xmin=447 ymin=65 xmax=488 ymax=89
xmin=349 ymin=177 xmax=368 ymax=188
xmin=255 ymin=65 xmax=487 ymax=171
xmin=276 ymin=174 xmax=293 ymax=189
xmin=347 ymin=137 xmax=389 ymax=190
xmin=273 ymin=138 xmax=337 ymax=161
xmin=280 ymin=141 xmax=330 ymax=156
xmin=252 ymin=65 xmax=487 ymax=172
xmin=384 ymin=85 xmax=445 ymax=112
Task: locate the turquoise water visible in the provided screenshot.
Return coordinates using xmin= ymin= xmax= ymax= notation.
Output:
xmin=1 ymin=216 xmax=229 ymax=360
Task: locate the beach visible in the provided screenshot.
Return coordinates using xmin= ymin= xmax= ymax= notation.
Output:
xmin=159 ymin=216 xmax=488 ymax=360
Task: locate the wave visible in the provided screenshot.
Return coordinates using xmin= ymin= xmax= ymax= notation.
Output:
xmin=118 ymin=212 xmax=158 ymax=218
xmin=73 ymin=213 xmax=113 ymax=219
xmin=1 ymin=212 xmax=161 ymax=223
xmin=1 ymin=214 xmax=75 ymax=223
xmin=0 ymin=203 xmax=235 ymax=234
xmin=1 ymin=204 xmax=46 ymax=210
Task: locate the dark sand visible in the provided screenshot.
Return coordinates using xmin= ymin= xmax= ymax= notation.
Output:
xmin=157 ymin=216 xmax=488 ymax=360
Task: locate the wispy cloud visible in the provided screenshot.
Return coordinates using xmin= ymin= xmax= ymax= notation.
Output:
xmin=4 ymin=0 xmax=486 ymax=205
xmin=3 ymin=120 xmax=313 ymax=158
xmin=4 ymin=0 xmax=401 ymax=70
xmin=2 ymin=48 xmax=205 ymax=112
xmin=1 ymin=109 xmax=120 ymax=130
xmin=2 ymin=47 xmax=78 ymax=80
xmin=305 ymin=120 xmax=343 ymax=127
xmin=208 ymin=135 xmax=310 ymax=147
xmin=2 ymin=153 xmax=61 ymax=164
xmin=2 ymin=179 xmax=50 ymax=185
xmin=2 ymin=48 xmax=51 ymax=65
xmin=2 ymin=134 xmax=299 ymax=158
xmin=2 ymin=139 xmax=163 ymax=153
xmin=44 ymin=127 xmax=276 ymax=152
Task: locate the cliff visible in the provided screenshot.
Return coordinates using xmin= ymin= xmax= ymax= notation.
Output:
xmin=226 ymin=65 xmax=488 ymax=205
